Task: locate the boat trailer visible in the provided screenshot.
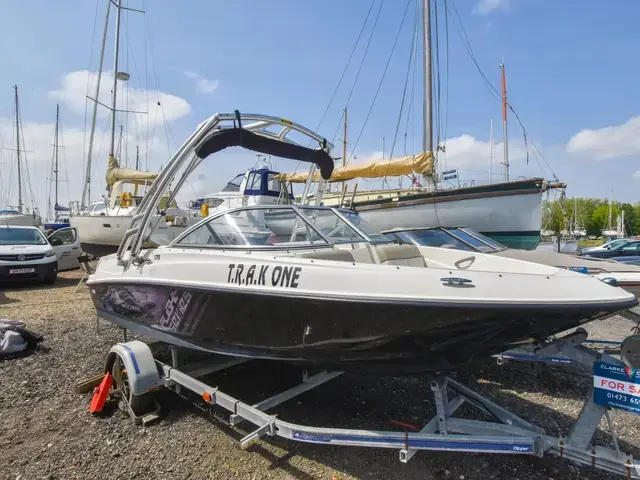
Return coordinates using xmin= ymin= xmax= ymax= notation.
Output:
xmin=89 ymin=327 xmax=640 ymax=479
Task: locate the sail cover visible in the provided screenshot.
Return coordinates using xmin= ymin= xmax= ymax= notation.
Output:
xmin=105 ymin=155 xmax=159 ymax=187
xmin=275 ymin=151 xmax=433 ymax=183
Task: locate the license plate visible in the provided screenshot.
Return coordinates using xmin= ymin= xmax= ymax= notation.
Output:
xmin=9 ymin=268 xmax=35 ymax=274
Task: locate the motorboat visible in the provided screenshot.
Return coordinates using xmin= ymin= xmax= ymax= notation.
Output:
xmin=86 ymin=112 xmax=637 ymax=373
xmin=382 ymin=225 xmax=640 ymax=298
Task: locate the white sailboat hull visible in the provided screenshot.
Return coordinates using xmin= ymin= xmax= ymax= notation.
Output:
xmin=358 ymin=190 xmax=543 ymax=250
xmin=70 ymin=214 xmax=194 ymax=257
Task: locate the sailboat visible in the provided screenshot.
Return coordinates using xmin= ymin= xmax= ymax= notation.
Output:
xmin=602 ymin=195 xmax=625 ymax=239
xmin=0 ymin=86 xmax=42 ymax=228
xmin=277 ymin=0 xmax=563 ymax=250
xmin=69 ymin=0 xmax=192 ymax=257
xmin=43 ymin=104 xmax=70 ymax=232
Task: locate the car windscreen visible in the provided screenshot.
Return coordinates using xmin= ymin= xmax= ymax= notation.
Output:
xmin=0 ymin=228 xmax=47 ymax=245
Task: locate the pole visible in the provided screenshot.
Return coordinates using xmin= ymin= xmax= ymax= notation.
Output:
xmin=500 ymin=63 xmax=509 ymax=182
xmin=422 ymin=0 xmax=433 ymax=155
xmin=54 ymin=104 xmax=60 ymax=208
xmin=135 ymin=145 xmax=140 ymax=170
xmin=14 ymin=86 xmax=22 ymax=214
xmin=81 ymin=0 xmax=111 ymax=208
xmin=489 ymin=117 xmax=493 ymax=184
xmin=109 ymin=0 xmax=122 ymax=157
xmin=342 ymin=107 xmax=347 ymax=169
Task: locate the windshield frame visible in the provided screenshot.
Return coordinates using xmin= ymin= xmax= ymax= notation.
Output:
xmin=169 ymin=204 xmax=373 ymax=250
xmin=459 ymin=227 xmax=507 ymax=252
xmin=0 ymin=227 xmax=48 ymax=246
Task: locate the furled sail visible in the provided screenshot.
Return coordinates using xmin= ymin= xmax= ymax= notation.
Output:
xmin=105 ymin=155 xmax=159 ymax=186
xmin=275 ymin=151 xmax=434 ymax=183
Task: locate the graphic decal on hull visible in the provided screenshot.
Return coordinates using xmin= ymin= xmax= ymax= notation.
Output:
xmin=101 ymin=285 xmax=209 ymax=335
xmin=227 ymin=263 xmax=302 ymax=288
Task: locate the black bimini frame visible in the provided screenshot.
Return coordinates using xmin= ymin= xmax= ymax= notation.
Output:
xmin=116 ymin=111 xmax=334 ymax=261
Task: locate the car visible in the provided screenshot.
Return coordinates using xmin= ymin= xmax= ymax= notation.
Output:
xmin=579 ymin=238 xmax=630 ymax=254
xmin=0 ymin=226 xmax=81 ymax=284
xmin=579 ymin=239 xmax=640 ymax=259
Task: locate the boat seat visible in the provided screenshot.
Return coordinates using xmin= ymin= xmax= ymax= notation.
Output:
xmin=375 ymin=244 xmax=426 ymax=267
xmin=299 ymin=249 xmax=355 ymax=263
xmin=350 ymin=245 xmax=377 ymax=264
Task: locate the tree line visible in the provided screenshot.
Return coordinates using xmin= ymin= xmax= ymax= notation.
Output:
xmin=542 ymin=197 xmax=639 ymax=237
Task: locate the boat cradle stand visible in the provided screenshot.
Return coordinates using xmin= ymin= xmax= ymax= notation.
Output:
xmin=100 ymin=330 xmax=640 ymax=479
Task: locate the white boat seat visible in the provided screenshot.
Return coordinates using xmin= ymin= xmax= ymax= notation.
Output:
xmin=375 ymin=244 xmax=426 ymax=267
xmin=299 ymin=249 xmax=355 ymax=263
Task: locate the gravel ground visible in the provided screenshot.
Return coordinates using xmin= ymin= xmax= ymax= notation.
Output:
xmin=2 ymin=270 xmax=640 ymax=480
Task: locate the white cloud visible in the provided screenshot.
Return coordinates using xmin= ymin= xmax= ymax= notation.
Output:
xmin=439 ymin=134 xmax=527 ymax=168
xmin=49 ymin=70 xmax=191 ymax=125
xmin=633 ymin=170 xmax=640 ymax=180
xmin=184 ymin=70 xmax=220 ymax=94
xmin=566 ymin=116 xmax=640 ymax=161
xmin=475 ymin=0 xmax=509 ymax=15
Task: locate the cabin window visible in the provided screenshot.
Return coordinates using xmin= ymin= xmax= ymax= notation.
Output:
xmin=221 ymin=174 xmax=244 ymax=192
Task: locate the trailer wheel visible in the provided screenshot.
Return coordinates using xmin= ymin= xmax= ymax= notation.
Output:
xmin=111 ymin=352 xmax=154 ymax=416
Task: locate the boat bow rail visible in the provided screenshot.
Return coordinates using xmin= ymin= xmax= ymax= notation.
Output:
xmin=116 ymin=112 xmax=335 ymax=262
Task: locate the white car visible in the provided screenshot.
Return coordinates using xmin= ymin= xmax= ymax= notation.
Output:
xmin=0 ymin=226 xmax=81 ymax=284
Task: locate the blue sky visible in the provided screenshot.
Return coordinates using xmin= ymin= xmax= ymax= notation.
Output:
xmin=0 ymin=0 xmax=639 ymax=215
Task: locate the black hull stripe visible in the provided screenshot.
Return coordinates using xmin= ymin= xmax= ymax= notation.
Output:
xmin=86 ymin=278 xmax=638 ymax=311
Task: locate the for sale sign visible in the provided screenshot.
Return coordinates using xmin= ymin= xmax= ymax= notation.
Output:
xmin=593 ymin=362 xmax=640 ymax=415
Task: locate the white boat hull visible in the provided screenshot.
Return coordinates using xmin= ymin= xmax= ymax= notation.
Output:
xmin=70 ymin=214 xmax=194 ymax=257
xmin=0 ymin=213 xmax=42 ymax=228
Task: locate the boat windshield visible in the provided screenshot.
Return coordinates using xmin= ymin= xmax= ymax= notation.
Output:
xmin=172 ymin=206 xmax=372 ymax=248
xmin=221 ymin=174 xmax=245 ymax=193
xmin=459 ymin=227 xmax=507 ymax=251
xmin=336 ymin=210 xmax=391 ymax=244
xmin=388 ymin=228 xmax=474 ymax=251
xmin=444 ymin=228 xmax=498 ymax=253
xmin=0 ymin=228 xmax=47 ymax=246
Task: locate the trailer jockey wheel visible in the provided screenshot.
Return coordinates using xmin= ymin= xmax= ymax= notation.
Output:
xmin=111 ymin=352 xmax=153 ymax=417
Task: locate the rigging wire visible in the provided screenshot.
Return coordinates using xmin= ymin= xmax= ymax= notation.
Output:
xmin=313 ymin=0 xmax=377 ymax=134
xmin=346 ymin=0 xmax=413 ymax=166
xmin=448 ymin=0 xmax=558 ymax=180
xmin=82 ymin=0 xmax=102 ymax=199
xmin=385 ymin=0 xmax=420 ymax=177
xmin=329 ymin=0 xmax=386 ymax=146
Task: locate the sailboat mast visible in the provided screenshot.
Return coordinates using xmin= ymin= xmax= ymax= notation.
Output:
xmin=109 ymin=0 xmax=123 ymax=157
xmin=81 ymin=0 xmax=111 ymax=208
xmin=13 ymin=85 xmax=22 ymax=214
xmin=422 ymin=0 xmax=433 ymax=157
xmin=489 ymin=117 xmax=493 ymax=184
xmin=54 ymin=104 xmax=60 ymax=208
xmin=342 ymin=107 xmax=347 ymax=169
xmin=500 ymin=63 xmax=509 ymax=182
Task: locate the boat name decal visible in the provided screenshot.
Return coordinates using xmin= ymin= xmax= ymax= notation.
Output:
xmin=227 ymin=263 xmax=302 ymax=288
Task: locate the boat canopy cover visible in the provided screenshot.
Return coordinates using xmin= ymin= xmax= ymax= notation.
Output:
xmin=275 ymin=151 xmax=433 ymax=183
xmin=194 ymin=127 xmax=334 ymax=180
xmin=106 ymin=155 xmax=159 ymax=187
xmin=0 ymin=210 xmax=19 ymax=215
